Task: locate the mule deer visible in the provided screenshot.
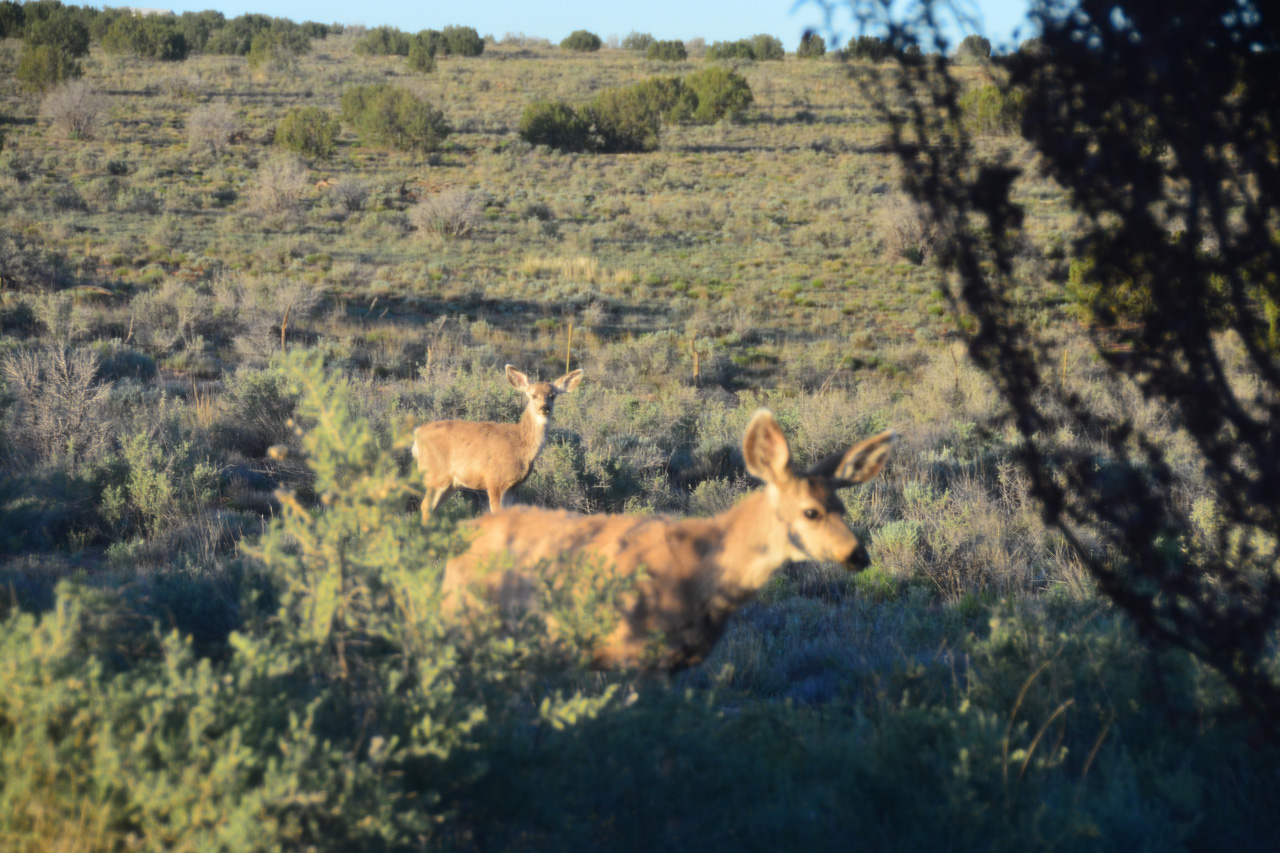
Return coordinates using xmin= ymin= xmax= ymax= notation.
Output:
xmin=443 ymin=409 xmax=896 ymax=671
xmin=412 ymin=365 xmax=584 ymax=524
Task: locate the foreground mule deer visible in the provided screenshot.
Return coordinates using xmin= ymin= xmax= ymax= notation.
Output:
xmin=443 ymin=409 xmax=897 ymax=671
xmin=412 ymin=365 xmax=584 ymax=524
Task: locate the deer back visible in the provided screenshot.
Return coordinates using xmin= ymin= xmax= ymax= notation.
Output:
xmin=414 ymin=420 xmax=535 ymax=492
xmin=444 ymin=505 xmax=748 ymax=670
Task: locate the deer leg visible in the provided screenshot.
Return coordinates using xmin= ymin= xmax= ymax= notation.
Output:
xmin=421 ymin=485 xmax=455 ymax=525
xmin=486 ymin=487 xmax=507 ymax=513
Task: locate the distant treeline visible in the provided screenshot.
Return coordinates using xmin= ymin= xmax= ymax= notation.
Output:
xmin=0 ymin=0 xmax=340 ymax=63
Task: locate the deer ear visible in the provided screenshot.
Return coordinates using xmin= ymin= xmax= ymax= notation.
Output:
xmin=808 ymin=430 xmax=897 ymax=487
xmin=505 ymin=365 xmax=530 ymax=391
xmin=554 ymin=369 xmax=584 ymax=393
xmin=742 ymin=409 xmax=793 ymax=485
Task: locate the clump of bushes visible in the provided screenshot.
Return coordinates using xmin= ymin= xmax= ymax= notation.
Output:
xmin=439 ymin=25 xmax=484 ymax=57
xmin=796 ymin=31 xmax=826 ymax=59
xmin=407 ymin=33 xmax=436 ymax=72
xmin=355 ymin=26 xmax=439 ymax=72
xmin=203 ymin=13 xmax=315 ymax=56
xmin=705 ymin=33 xmax=784 ymax=61
xmin=22 ymin=11 xmax=91 ymax=58
xmin=837 ymin=34 xmax=900 ymax=62
xmin=101 ymin=14 xmax=189 ymax=61
xmin=957 ymin=33 xmax=991 ymax=61
xmin=621 ymin=30 xmax=654 ymax=51
xmin=355 ymin=24 xmax=412 ymax=55
xmin=246 ymin=27 xmax=310 ymax=73
xmin=519 ymin=88 xmax=659 ymax=154
xmin=560 ymin=29 xmax=602 ymax=52
xmin=519 ymin=101 xmax=591 ymax=151
xmin=275 ymin=106 xmax=340 ymax=159
xmin=646 ymin=39 xmax=686 ymax=61
xmin=16 ymin=44 xmax=82 ymax=92
xmin=340 ymin=84 xmax=451 ymax=152
xmin=519 ymin=68 xmax=752 ymax=153
xmin=630 ymin=76 xmax=698 ymax=123
xmin=587 ymin=86 xmax=663 ymax=152
xmin=684 ymin=66 xmax=753 ymax=122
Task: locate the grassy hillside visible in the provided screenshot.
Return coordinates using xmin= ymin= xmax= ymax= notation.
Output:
xmin=1 ymin=24 xmax=1276 ymax=851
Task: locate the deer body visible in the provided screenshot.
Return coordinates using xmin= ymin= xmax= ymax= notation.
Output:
xmin=444 ymin=410 xmax=896 ymax=671
xmin=413 ymin=365 xmax=583 ymax=523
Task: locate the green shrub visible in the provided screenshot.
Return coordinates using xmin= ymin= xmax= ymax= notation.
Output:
xmin=621 ymin=30 xmax=654 ymax=51
xmin=750 ymin=33 xmax=785 ymax=60
xmin=0 ymin=0 xmax=25 ymax=39
xmin=584 ymin=86 xmax=662 ymax=153
xmin=560 ymin=29 xmax=602 ymax=52
xmin=705 ymin=38 xmax=756 ymax=61
xmin=957 ymin=83 xmax=1026 ymax=135
xmin=176 ymin=9 xmax=223 ymax=52
xmin=685 ymin=66 xmax=753 ymax=123
xmin=441 ymin=24 xmax=483 ymax=56
xmin=246 ymin=27 xmax=310 ymax=72
xmin=23 ymin=11 xmax=89 ymax=57
xmin=340 ymin=84 xmax=451 ymax=152
xmin=204 ymin=14 xmax=312 ymax=56
xmin=796 ymin=31 xmax=826 ymax=59
xmin=958 ymin=33 xmax=991 ymax=60
xmin=646 ymin=39 xmax=686 ymax=61
xmin=518 ymin=100 xmax=591 ymax=151
xmin=15 ymin=43 xmax=81 ymax=92
xmin=355 ymin=24 xmax=411 ymax=56
xmin=838 ymin=35 xmax=899 ymax=62
xmin=101 ymin=433 xmax=218 ymax=539
xmin=630 ymin=75 xmax=697 ymax=123
xmin=275 ymin=106 xmax=340 ymax=159
xmin=704 ymin=36 xmax=784 ymax=62
xmin=101 ymin=14 xmax=189 ymax=61
xmin=407 ymin=33 xmax=436 ymax=72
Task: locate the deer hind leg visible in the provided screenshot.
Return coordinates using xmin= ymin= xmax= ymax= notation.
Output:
xmin=420 ymin=485 xmax=456 ymax=525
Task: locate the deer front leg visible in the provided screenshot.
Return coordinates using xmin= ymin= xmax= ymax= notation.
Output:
xmin=486 ymin=486 xmax=508 ymax=513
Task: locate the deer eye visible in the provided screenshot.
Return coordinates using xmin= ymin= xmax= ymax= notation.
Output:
xmin=803 ymin=508 xmax=821 ymax=521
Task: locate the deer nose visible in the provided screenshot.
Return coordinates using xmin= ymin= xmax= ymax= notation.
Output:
xmin=845 ymin=542 xmax=870 ymax=570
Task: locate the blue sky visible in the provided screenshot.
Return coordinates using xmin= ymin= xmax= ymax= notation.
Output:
xmin=150 ymin=0 xmax=1035 ymax=51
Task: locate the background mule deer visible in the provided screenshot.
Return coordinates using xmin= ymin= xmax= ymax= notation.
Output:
xmin=443 ymin=409 xmax=896 ymax=671
xmin=412 ymin=365 xmax=584 ymax=523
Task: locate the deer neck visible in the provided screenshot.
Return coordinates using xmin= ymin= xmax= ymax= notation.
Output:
xmin=701 ymin=491 xmax=789 ymax=602
xmin=518 ymin=405 xmax=551 ymax=467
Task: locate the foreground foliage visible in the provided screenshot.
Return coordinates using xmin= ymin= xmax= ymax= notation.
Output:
xmin=1 ymin=353 xmax=1277 ymax=850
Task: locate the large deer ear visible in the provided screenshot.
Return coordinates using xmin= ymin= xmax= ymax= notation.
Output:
xmin=505 ymin=365 xmax=530 ymax=391
xmin=807 ymin=430 xmax=897 ymax=487
xmin=553 ymin=369 xmax=584 ymax=393
xmin=742 ymin=409 xmax=793 ymax=485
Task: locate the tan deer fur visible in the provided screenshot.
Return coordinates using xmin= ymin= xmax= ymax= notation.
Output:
xmin=412 ymin=365 xmax=584 ymax=523
xmin=443 ymin=409 xmax=897 ymax=671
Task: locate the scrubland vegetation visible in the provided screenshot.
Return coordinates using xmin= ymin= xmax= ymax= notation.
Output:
xmin=0 ymin=2 xmax=1277 ymax=848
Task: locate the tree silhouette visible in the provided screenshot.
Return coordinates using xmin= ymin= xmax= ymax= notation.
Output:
xmin=828 ymin=0 xmax=1280 ymax=727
